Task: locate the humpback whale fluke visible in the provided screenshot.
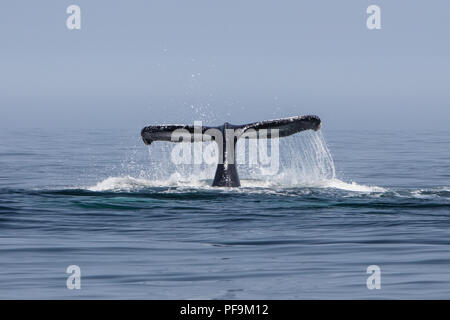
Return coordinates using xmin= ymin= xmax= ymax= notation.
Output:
xmin=141 ymin=115 xmax=321 ymax=187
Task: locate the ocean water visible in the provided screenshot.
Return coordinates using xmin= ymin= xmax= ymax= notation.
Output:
xmin=0 ymin=127 xmax=449 ymax=299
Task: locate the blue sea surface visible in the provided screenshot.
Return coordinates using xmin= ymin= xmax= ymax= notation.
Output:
xmin=0 ymin=127 xmax=449 ymax=299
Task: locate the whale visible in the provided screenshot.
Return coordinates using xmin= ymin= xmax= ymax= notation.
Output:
xmin=141 ymin=115 xmax=321 ymax=187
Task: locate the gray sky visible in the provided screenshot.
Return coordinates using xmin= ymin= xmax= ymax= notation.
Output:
xmin=1 ymin=0 xmax=449 ymax=130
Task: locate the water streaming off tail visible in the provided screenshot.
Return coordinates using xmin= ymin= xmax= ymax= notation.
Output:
xmin=141 ymin=130 xmax=337 ymax=187
xmin=87 ymin=130 xmax=384 ymax=192
xmin=237 ymin=130 xmax=336 ymax=187
xmin=279 ymin=130 xmax=336 ymax=184
xmin=144 ymin=141 xmax=217 ymax=186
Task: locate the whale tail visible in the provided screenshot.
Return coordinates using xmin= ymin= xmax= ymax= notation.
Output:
xmin=141 ymin=115 xmax=321 ymax=187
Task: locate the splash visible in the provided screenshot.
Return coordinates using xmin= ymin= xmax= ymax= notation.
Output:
xmin=87 ymin=174 xmax=211 ymax=192
xmin=236 ymin=130 xmax=384 ymax=192
xmin=240 ymin=130 xmax=336 ymax=185
xmin=86 ymin=130 xmax=385 ymax=193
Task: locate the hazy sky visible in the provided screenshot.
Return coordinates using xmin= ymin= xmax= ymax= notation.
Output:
xmin=1 ymin=0 xmax=449 ymax=130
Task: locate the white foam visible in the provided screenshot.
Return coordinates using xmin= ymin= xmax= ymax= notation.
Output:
xmin=323 ymin=179 xmax=386 ymax=192
xmin=87 ymin=175 xmax=207 ymax=191
xmin=85 ymin=130 xmax=386 ymax=193
xmin=87 ymin=176 xmax=154 ymax=191
xmin=86 ymin=175 xmax=385 ymax=193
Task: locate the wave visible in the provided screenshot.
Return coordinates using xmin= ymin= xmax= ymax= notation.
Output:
xmin=86 ymin=175 xmax=210 ymax=192
xmin=81 ymin=177 xmax=450 ymax=202
xmin=86 ymin=130 xmax=387 ymax=194
xmin=85 ymin=175 xmax=385 ymax=194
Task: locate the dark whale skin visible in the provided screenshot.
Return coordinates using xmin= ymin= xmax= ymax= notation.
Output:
xmin=141 ymin=115 xmax=321 ymax=187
